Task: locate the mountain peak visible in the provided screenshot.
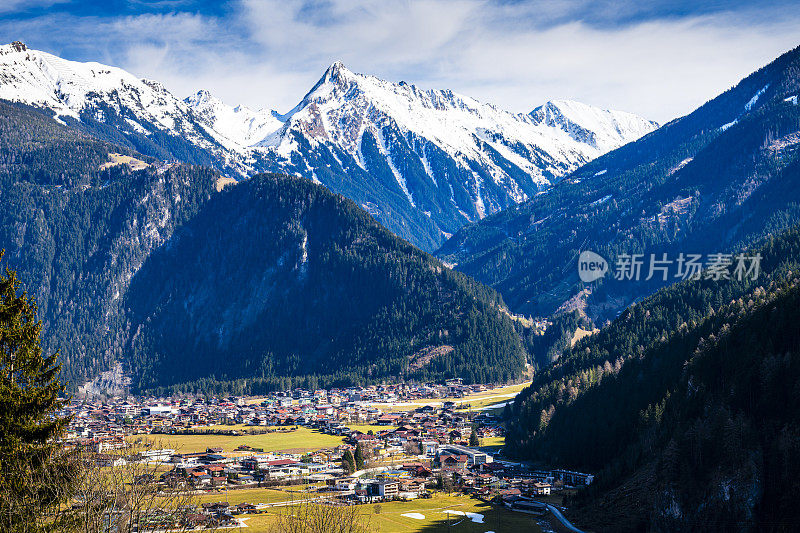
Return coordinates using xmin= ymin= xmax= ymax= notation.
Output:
xmin=530 ymin=99 xmax=658 ymax=150
xmin=0 ymin=41 xmax=29 ymax=57
xmin=185 ymin=89 xmax=216 ymax=107
xmin=327 ymin=60 xmax=347 ymax=74
xmin=185 ymin=89 xmax=282 ymax=147
xmin=322 ymin=60 xmax=355 ymax=87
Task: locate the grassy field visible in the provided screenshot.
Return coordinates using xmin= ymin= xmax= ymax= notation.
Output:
xmin=225 ymin=491 xmax=542 ymax=533
xmin=127 ymin=427 xmax=344 ymax=454
xmin=476 ymin=436 xmax=505 ymax=455
xmin=242 ymin=382 xmax=530 ymax=412
xmin=347 ymin=424 xmax=397 ymax=433
xmin=375 ymin=382 xmax=530 ymax=413
xmin=194 ymin=486 xmax=317 ymax=506
xmin=364 ymin=493 xmax=541 ymax=533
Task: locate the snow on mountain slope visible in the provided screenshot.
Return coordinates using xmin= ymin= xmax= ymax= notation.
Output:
xmin=260 ymin=62 xmax=657 ymax=194
xmin=0 ymin=43 xmax=657 ymax=251
xmin=246 ymin=62 xmax=657 ymax=248
xmin=0 ymin=41 xmax=237 ymax=167
xmin=185 ymin=89 xmax=283 ymax=148
xmin=529 ymin=99 xmax=658 ymax=152
xmin=0 ymin=41 xmax=139 ymax=120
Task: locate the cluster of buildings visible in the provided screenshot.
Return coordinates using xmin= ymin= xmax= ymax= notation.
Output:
xmin=61 ymin=380 xmax=500 ymax=446
xmin=61 ymin=382 xmax=593 ymax=517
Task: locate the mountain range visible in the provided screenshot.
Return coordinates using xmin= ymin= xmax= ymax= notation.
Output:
xmin=0 ymin=97 xmax=527 ymax=393
xmin=490 ymin=45 xmax=800 ymax=530
xmin=0 ymin=41 xmax=656 ymax=251
xmin=2 ymin=35 xmax=800 ymax=533
xmin=2 ymin=39 xmax=798 ymax=389
xmin=438 ymin=44 xmax=800 ymax=325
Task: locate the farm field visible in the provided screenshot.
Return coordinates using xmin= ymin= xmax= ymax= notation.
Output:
xmin=375 ymin=382 xmax=530 ymax=413
xmin=126 ymin=427 xmax=344 ymax=454
xmin=242 ymin=382 xmax=530 ymax=412
xmin=227 ymin=492 xmax=543 ymax=533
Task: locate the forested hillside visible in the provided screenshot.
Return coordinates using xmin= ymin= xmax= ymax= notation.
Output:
xmin=126 ymin=173 xmax=526 ymax=394
xmin=438 ymin=45 xmax=800 ymax=324
xmin=0 ymin=101 xmax=527 ymax=392
xmin=0 ymin=101 xmax=217 ymax=387
xmin=504 ymin=223 xmax=800 ymax=531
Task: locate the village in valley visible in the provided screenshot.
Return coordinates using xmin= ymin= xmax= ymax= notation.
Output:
xmin=61 ymin=379 xmax=594 ymax=532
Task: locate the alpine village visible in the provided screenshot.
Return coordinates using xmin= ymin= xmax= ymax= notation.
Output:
xmin=2 ymin=4 xmax=800 ymax=532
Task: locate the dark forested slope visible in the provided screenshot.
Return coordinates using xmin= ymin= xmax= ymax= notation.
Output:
xmin=0 ymin=101 xmax=218 ymax=387
xmin=126 ymin=173 xmax=527 ymax=394
xmin=504 ymin=223 xmax=800 ymax=531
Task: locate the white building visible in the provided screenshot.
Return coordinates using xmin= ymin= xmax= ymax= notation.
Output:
xmin=438 ymin=444 xmax=492 ymax=466
xmin=422 ymin=441 xmax=439 ymax=457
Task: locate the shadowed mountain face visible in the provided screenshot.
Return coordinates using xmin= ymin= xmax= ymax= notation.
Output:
xmin=126 ymin=175 xmax=525 ymax=392
xmin=0 ymin=101 xmax=526 ymax=392
xmin=0 ymin=42 xmax=656 ymax=251
xmin=438 ymin=45 xmax=800 ymax=321
xmin=504 ymin=222 xmax=800 ymax=532
xmin=124 ymin=173 xmax=527 ymax=393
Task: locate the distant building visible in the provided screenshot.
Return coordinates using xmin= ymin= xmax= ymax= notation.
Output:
xmin=377 ymin=480 xmax=400 ymax=498
xmin=438 ymin=444 xmax=492 ymax=466
xmin=142 ymin=405 xmax=178 ymax=416
xmin=552 ymin=469 xmax=594 ymax=486
xmin=139 ymin=448 xmax=175 ymax=461
xmin=422 ymin=440 xmax=438 ymax=456
xmin=532 ymin=482 xmax=551 ymax=495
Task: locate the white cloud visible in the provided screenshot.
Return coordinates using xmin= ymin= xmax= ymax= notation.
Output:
xmin=426 ymin=14 xmax=800 ymax=122
xmin=3 ymin=0 xmax=799 ymax=122
xmin=0 ymin=0 xmax=68 ymax=14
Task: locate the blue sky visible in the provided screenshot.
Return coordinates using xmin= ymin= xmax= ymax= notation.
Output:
xmin=2 ymin=0 xmax=798 ymax=122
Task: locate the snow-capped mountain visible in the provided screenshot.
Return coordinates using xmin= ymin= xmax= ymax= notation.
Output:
xmin=0 ymin=42 xmax=658 ymax=250
xmin=184 ymin=89 xmax=284 ymax=148
xmin=269 ymin=62 xmax=655 ymax=184
xmin=529 ymin=99 xmax=658 ymax=152
xmin=0 ymin=41 xmax=241 ymax=172
xmin=247 ymin=61 xmax=657 ymax=248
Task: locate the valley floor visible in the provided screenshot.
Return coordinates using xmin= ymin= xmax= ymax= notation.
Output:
xmin=197 ymin=491 xmax=544 ymax=533
xmin=127 ymin=426 xmax=345 ymax=454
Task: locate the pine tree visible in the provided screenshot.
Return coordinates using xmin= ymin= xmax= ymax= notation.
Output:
xmin=0 ymin=251 xmax=74 ymax=531
xmin=354 ymin=444 xmax=365 ymax=470
xmin=469 ymin=429 xmax=480 ymax=447
xmin=342 ymin=449 xmax=356 ymax=474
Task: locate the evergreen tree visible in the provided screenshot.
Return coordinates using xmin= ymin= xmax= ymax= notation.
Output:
xmin=354 ymin=444 xmax=365 ymax=470
xmin=342 ymin=449 xmax=356 ymax=474
xmin=469 ymin=429 xmax=480 ymax=447
xmin=0 ymin=251 xmax=74 ymax=531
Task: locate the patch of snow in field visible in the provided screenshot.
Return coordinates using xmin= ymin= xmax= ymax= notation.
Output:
xmin=593 ymin=169 xmax=607 ymax=176
xmin=443 ymin=510 xmax=484 ymax=523
xmin=402 ymin=513 xmax=425 ymax=520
